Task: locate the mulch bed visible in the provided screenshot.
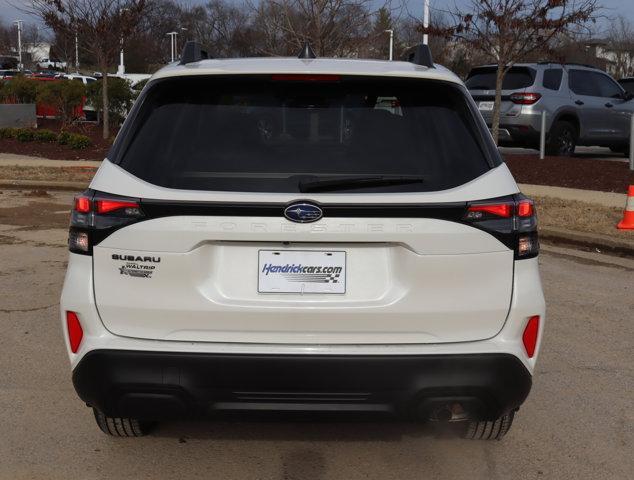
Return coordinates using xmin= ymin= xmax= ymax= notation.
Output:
xmin=0 ymin=119 xmax=113 ymax=161
xmin=504 ymin=154 xmax=634 ymax=193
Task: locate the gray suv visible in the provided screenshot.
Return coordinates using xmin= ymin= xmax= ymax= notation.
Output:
xmin=466 ymin=63 xmax=634 ymax=156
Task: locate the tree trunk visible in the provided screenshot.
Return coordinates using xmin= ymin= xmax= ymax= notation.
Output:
xmin=101 ymin=67 xmax=110 ymax=140
xmin=491 ymin=63 xmax=505 ymax=146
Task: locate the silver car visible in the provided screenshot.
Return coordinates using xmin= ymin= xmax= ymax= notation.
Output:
xmin=466 ymin=63 xmax=634 ymax=156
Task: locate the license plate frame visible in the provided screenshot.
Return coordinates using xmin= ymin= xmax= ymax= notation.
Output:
xmin=258 ymin=250 xmax=346 ymax=294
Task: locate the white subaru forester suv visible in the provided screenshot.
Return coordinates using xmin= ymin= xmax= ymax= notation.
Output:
xmin=60 ymin=42 xmax=545 ymax=440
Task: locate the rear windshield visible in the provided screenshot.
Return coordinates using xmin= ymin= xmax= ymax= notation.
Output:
xmin=114 ymin=75 xmax=494 ymax=193
xmin=465 ymin=67 xmax=536 ymax=91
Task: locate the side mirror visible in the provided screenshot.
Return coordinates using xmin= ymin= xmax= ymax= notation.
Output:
xmin=622 ymin=91 xmax=634 ymax=102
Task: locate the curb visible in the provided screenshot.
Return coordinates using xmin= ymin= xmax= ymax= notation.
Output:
xmin=540 ymin=227 xmax=634 ymax=258
xmin=0 ymin=179 xmax=89 ymax=191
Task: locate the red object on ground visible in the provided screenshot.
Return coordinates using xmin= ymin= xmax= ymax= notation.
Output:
xmin=29 ymin=76 xmax=86 ymax=120
xmin=617 ymin=185 xmax=634 ymax=230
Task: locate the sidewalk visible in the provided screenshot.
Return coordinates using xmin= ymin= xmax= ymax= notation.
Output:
xmin=0 ymin=153 xmax=102 ymax=168
xmin=519 ymin=183 xmax=626 ymax=208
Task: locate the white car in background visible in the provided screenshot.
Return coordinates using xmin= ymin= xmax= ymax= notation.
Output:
xmin=60 ymin=42 xmax=546 ymax=440
xmin=37 ymin=58 xmax=67 ymax=70
xmin=62 ymin=74 xmax=98 ymax=121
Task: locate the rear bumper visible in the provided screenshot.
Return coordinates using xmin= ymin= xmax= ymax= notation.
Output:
xmin=489 ymin=124 xmax=540 ymax=146
xmin=73 ymin=350 xmax=532 ymax=421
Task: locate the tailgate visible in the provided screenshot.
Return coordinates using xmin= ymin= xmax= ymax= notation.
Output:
xmin=93 ymin=216 xmax=513 ymax=344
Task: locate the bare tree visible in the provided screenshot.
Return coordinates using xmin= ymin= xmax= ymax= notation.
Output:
xmin=30 ymin=0 xmax=148 ymax=139
xmin=251 ymin=0 xmax=378 ymax=57
xmin=180 ymin=0 xmax=256 ymax=57
xmin=605 ymin=15 xmax=634 ymax=79
xmin=426 ymin=0 xmax=600 ymax=144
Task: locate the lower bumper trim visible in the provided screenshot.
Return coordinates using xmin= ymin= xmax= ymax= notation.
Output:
xmin=72 ymin=350 xmax=532 ymax=421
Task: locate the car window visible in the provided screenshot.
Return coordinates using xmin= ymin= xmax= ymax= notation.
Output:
xmin=542 ymin=69 xmax=563 ymax=90
xmin=569 ymin=70 xmax=601 ymax=96
xmin=620 ymin=79 xmax=634 ymax=94
xmin=569 ymin=70 xmax=624 ymax=98
xmin=465 ymin=67 xmax=536 ymax=90
xmin=116 ymin=75 xmax=495 ymax=193
xmin=592 ymin=73 xmax=623 ymax=98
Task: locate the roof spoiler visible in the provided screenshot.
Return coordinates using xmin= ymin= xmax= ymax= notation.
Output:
xmin=406 ymin=43 xmax=434 ymax=69
xmin=179 ymin=41 xmax=211 ymax=65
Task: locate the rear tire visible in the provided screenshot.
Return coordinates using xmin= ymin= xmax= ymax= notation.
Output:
xmin=93 ymin=408 xmax=154 ymax=437
xmin=463 ymin=411 xmax=515 ymax=440
xmin=546 ymin=121 xmax=577 ymax=156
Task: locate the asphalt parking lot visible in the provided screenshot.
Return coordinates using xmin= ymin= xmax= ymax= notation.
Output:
xmin=0 ymin=190 xmax=632 ymax=480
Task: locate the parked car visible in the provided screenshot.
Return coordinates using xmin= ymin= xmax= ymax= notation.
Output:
xmin=61 ymin=42 xmax=545 ymax=440
xmin=0 ymin=69 xmax=19 ymax=79
xmin=37 ymin=58 xmax=67 ymax=70
xmin=466 ymin=63 xmax=634 ymax=156
xmin=619 ymin=77 xmax=634 ymax=95
xmin=31 ymin=70 xmax=62 ymax=79
xmin=62 ymin=74 xmax=98 ymax=120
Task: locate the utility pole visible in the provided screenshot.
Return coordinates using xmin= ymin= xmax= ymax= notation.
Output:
xmin=423 ymin=0 xmax=430 ymax=45
xmin=167 ymin=32 xmax=178 ymax=62
xmin=75 ymin=29 xmax=79 ymax=72
xmin=384 ymin=29 xmax=394 ymax=61
xmin=13 ymin=20 xmax=23 ymax=71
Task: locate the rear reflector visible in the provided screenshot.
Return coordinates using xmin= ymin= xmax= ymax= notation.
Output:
xmin=66 ymin=311 xmax=83 ymax=353
xmin=466 ymin=203 xmax=513 ymax=218
xmin=522 ymin=316 xmax=540 ymax=358
xmin=510 ymin=92 xmax=542 ymax=105
xmin=94 ymin=199 xmax=140 ymax=214
xmin=271 ymin=74 xmax=341 ymax=82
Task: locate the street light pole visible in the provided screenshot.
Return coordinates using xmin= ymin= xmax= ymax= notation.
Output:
xmin=384 ymin=29 xmax=394 ymax=61
xmin=167 ymin=32 xmax=178 ymax=62
xmin=75 ymin=29 xmax=79 ymax=72
xmin=117 ymin=8 xmax=128 ymax=76
xmin=13 ymin=20 xmax=23 ymax=71
xmin=423 ymin=0 xmax=430 ymax=45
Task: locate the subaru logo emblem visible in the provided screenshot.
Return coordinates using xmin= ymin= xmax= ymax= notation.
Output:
xmin=284 ymin=202 xmax=323 ymax=223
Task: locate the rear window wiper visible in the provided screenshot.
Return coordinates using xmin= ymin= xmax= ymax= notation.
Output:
xmin=298 ymin=176 xmax=424 ymax=193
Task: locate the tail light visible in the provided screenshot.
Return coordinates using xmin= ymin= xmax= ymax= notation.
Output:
xmin=69 ymin=191 xmax=144 ymax=255
xmin=510 ymin=92 xmax=541 ymax=105
xmin=66 ymin=311 xmax=83 ymax=353
xmin=463 ymin=195 xmax=539 ymax=259
xmin=522 ymin=315 xmax=540 ymax=358
xmin=271 ymin=74 xmax=341 ymax=82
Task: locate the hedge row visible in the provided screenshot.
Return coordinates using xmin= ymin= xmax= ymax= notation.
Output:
xmin=0 ymin=128 xmax=92 ymax=150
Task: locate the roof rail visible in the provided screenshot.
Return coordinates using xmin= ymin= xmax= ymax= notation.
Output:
xmin=407 ymin=43 xmax=434 ymax=69
xmin=179 ymin=41 xmax=211 ymax=65
xmin=297 ymin=41 xmax=317 ymax=59
xmin=536 ymin=61 xmax=599 ymax=69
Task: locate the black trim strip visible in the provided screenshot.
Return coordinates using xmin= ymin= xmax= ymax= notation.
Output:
xmin=139 ymin=199 xmax=468 ymax=221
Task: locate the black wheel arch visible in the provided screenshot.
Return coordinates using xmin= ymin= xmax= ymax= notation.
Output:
xmin=550 ymin=110 xmax=581 ymax=138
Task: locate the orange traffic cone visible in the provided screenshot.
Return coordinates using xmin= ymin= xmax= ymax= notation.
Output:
xmin=617 ymin=185 xmax=634 ymax=230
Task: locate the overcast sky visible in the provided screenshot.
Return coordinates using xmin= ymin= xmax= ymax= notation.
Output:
xmin=1 ymin=0 xmax=633 ymax=34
